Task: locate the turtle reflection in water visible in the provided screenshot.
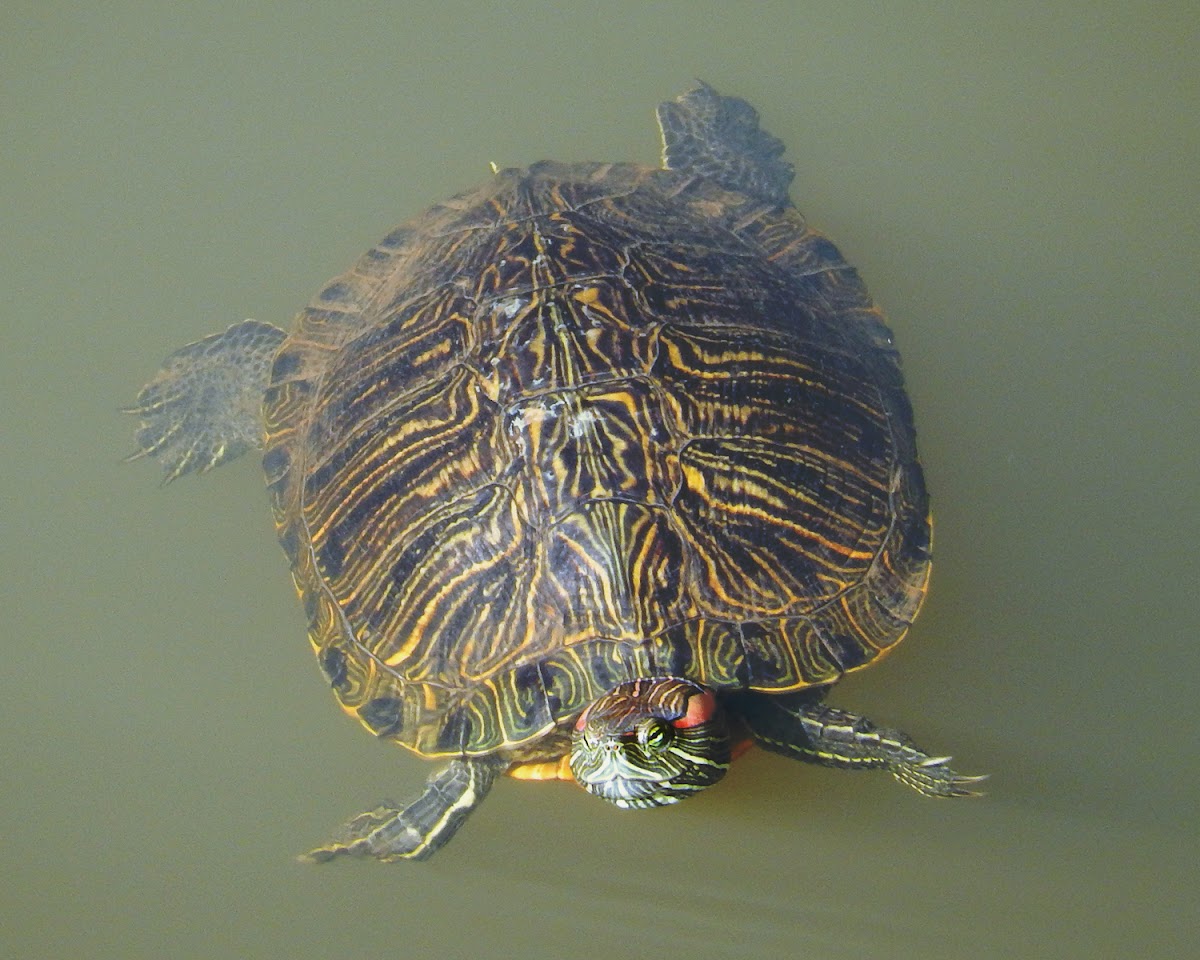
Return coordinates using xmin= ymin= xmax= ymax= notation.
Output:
xmin=127 ymin=84 xmax=983 ymax=862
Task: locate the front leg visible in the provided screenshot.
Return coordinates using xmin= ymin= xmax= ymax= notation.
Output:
xmin=733 ymin=690 xmax=985 ymax=798
xmin=303 ymin=757 xmax=507 ymax=863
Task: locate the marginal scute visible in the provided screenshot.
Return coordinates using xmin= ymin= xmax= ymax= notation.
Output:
xmin=740 ymin=618 xmax=842 ymax=690
xmin=318 ymin=645 xmax=348 ymax=691
xmin=360 ymin=696 xmax=405 ymax=737
xmin=261 ymin=445 xmax=290 ymax=490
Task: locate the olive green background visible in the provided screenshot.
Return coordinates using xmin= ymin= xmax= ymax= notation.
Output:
xmin=3 ymin=2 xmax=1197 ymax=958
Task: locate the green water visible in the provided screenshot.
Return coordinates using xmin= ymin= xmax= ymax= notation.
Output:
xmin=4 ymin=3 xmax=1197 ymax=957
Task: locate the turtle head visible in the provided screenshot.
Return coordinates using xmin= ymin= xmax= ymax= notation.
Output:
xmin=569 ymin=678 xmax=731 ymax=809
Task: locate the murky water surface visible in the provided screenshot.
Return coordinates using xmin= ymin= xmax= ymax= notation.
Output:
xmin=4 ymin=4 xmax=1196 ymax=957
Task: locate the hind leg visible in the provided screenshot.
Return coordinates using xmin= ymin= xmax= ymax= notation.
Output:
xmin=125 ymin=319 xmax=286 ymax=482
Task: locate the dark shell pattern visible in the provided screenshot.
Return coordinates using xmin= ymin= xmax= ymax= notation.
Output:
xmin=260 ymin=160 xmax=930 ymax=760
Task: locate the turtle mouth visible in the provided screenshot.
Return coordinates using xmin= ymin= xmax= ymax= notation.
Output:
xmin=577 ymin=767 xmax=686 ymax=810
xmin=570 ymin=736 xmax=684 ymax=809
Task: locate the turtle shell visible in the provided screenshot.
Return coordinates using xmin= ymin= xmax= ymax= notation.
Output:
xmin=261 ymin=159 xmax=930 ymax=762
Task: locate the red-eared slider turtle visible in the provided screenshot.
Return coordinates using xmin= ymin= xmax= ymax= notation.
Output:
xmin=127 ymin=83 xmax=982 ymax=862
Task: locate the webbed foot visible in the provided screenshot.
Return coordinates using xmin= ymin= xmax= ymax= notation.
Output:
xmin=124 ymin=319 xmax=285 ymax=482
xmin=656 ymin=82 xmax=794 ymax=205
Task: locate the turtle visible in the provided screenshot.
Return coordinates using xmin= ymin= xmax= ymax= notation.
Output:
xmin=127 ymin=83 xmax=983 ymax=862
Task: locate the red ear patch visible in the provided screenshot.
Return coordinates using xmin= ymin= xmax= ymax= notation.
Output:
xmin=673 ymin=689 xmax=717 ymax=730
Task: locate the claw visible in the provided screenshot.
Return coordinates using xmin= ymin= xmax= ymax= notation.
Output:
xmin=952 ymin=773 xmax=990 ymax=797
xmin=132 ymin=416 xmax=185 ymax=459
xmin=892 ymin=752 xmax=988 ymax=799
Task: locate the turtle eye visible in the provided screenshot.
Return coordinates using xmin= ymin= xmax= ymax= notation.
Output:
xmin=636 ymin=718 xmax=674 ymax=751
